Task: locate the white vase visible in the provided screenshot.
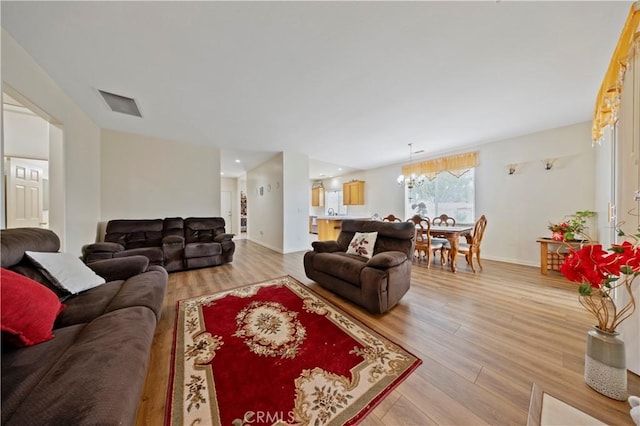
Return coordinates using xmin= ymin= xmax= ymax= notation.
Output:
xmin=584 ymin=326 xmax=627 ymax=401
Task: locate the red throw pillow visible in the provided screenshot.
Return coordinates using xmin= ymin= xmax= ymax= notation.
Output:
xmin=1 ymin=267 xmax=65 ymax=346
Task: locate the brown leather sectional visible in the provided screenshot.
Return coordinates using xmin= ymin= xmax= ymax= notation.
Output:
xmin=82 ymin=217 xmax=235 ymax=272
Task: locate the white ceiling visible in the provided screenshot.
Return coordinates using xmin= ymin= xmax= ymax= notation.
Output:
xmin=1 ymin=1 xmax=631 ymax=179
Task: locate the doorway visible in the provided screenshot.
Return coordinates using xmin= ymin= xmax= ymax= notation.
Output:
xmin=221 ymin=191 xmax=232 ymax=232
xmin=2 ymin=87 xmax=64 ymax=243
xmin=3 ymin=92 xmax=49 ymax=229
xmin=5 ymin=156 xmax=48 ymax=228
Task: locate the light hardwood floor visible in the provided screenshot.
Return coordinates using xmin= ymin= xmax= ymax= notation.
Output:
xmin=136 ymin=239 xmax=639 ymax=425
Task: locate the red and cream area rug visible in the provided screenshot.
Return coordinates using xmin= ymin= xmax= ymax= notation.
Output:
xmin=166 ymin=275 xmax=421 ymax=426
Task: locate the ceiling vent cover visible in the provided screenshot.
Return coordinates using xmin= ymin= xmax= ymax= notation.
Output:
xmin=98 ymin=90 xmax=142 ymax=117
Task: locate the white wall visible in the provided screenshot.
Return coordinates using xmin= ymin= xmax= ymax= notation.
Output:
xmin=100 ymin=129 xmax=221 ymax=221
xmin=221 ymin=177 xmax=238 ymax=235
xmin=312 ymin=121 xmax=596 ymax=266
xmin=2 ymin=30 xmax=101 ymax=254
xmin=475 ymin=121 xmax=595 ymax=266
xmin=247 ymin=153 xmax=283 ymax=251
xmin=3 ymin=104 xmax=49 ymax=159
xmin=283 ymin=152 xmax=310 ymax=253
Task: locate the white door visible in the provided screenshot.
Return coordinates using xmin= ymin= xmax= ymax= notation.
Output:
xmin=6 ymin=157 xmax=45 ymax=228
xmin=221 ymin=191 xmax=232 ymax=233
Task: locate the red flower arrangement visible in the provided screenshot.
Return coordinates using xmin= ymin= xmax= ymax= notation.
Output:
xmin=548 ymin=210 xmax=595 ymax=241
xmin=560 ymin=230 xmax=640 ymax=332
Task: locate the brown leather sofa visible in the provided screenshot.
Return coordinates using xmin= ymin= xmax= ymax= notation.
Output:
xmin=82 ymin=217 xmax=235 ymax=272
xmin=303 ymin=220 xmax=415 ymax=314
xmin=1 ymin=227 xmax=168 ymax=425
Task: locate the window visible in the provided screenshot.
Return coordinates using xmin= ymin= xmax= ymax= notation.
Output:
xmin=405 ymin=169 xmax=475 ymax=224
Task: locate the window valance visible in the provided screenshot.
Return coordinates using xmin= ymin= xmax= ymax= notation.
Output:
xmin=592 ymin=1 xmax=640 ymax=143
xmin=402 ymin=151 xmax=478 ymax=180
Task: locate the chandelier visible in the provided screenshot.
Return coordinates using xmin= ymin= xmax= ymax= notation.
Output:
xmin=397 ymin=143 xmax=425 ymax=189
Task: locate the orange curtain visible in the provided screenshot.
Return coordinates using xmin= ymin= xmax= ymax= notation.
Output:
xmin=592 ymin=2 xmax=640 ymax=143
xmin=402 ymin=151 xmax=478 ymax=180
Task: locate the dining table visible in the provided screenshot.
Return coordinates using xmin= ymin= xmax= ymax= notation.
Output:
xmin=430 ymin=225 xmax=473 ymax=272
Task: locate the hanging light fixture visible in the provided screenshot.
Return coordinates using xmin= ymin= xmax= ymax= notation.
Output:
xmin=397 ymin=143 xmax=425 ymax=189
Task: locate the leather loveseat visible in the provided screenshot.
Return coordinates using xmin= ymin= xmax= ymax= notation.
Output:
xmin=303 ymin=220 xmax=415 ymax=314
xmin=1 ymin=227 xmax=168 ymax=425
xmin=82 ymin=217 xmax=235 ymax=272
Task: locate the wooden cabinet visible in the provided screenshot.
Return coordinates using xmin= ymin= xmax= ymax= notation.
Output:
xmin=343 ymin=180 xmax=365 ymax=205
xmin=311 ymin=187 xmax=325 ymax=207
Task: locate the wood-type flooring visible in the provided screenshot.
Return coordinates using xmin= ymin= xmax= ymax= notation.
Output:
xmin=136 ymin=239 xmax=640 ymax=425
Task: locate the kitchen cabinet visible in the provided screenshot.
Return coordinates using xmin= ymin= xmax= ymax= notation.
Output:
xmin=311 ymin=187 xmax=325 ymax=207
xmin=343 ymin=180 xmax=365 ymax=205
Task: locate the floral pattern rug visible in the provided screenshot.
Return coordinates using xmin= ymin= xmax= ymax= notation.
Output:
xmin=165 ymin=275 xmax=421 ymax=426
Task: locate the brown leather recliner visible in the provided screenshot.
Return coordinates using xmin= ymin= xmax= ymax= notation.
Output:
xmin=303 ymin=220 xmax=415 ymax=314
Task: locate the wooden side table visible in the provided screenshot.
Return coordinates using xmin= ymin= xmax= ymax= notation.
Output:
xmin=536 ymin=238 xmax=591 ymax=275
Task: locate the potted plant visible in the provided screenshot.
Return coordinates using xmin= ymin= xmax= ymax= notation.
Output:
xmin=548 ymin=210 xmax=595 ymax=241
xmin=559 ymin=228 xmax=639 ymax=400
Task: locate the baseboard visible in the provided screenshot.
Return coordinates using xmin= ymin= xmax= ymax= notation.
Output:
xmin=481 ymin=255 xmax=538 ymax=268
xmin=246 ymin=238 xmax=283 ymax=253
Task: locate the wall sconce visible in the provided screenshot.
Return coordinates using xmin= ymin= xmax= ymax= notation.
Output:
xmin=507 ymin=164 xmax=517 ymax=175
xmin=543 ymin=158 xmax=556 ymax=170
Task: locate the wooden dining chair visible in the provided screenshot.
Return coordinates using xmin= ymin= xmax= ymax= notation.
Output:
xmin=432 ymin=214 xmax=456 ymax=226
xmin=382 ymin=214 xmax=402 ymax=223
xmin=454 ymin=215 xmax=487 ymax=273
xmin=431 ymin=214 xmax=455 ymax=264
xmin=408 ymin=216 xmax=443 ymax=267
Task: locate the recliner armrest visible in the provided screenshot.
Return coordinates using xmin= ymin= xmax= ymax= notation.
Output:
xmin=311 ymin=241 xmax=341 ymax=253
xmin=214 ymin=233 xmax=235 ymax=243
xmin=82 ymin=242 xmax=125 ymax=256
xmin=366 ymin=251 xmax=407 ymax=269
xmin=87 ymin=255 xmax=150 ymax=282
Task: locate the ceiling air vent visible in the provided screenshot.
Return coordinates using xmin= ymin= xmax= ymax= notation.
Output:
xmin=98 ymin=90 xmax=142 ymax=117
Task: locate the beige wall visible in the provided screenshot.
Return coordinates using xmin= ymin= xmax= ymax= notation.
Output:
xmin=247 ymin=153 xmax=283 ymax=251
xmin=3 ymin=104 xmax=49 ymax=160
xmin=100 ymin=129 xmax=221 ymax=221
xmin=282 ymin=151 xmax=310 ymax=253
xmin=313 ymin=121 xmax=596 ymax=266
xmin=2 ymin=30 xmax=101 ymax=254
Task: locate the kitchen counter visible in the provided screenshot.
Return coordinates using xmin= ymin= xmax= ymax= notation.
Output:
xmin=316 ymin=216 xmax=371 ymax=241
xmin=316 ymin=216 xmax=371 ymax=220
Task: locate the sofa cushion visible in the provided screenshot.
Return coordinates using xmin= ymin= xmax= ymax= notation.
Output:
xmin=25 ymin=251 xmax=106 ymax=294
xmin=184 ymin=217 xmax=227 ymax=243
xmin=4 ymin=307 xmax=157 ymax=426
xmin=1 ymin=324 xmax=85 ymax=424
xmin=54 ymin=281 xmax=123 ymax=328
xmin=113 ymin=247 xmax=164 ymax=265
xmin=184 ymin=242 xmax=222 ymax=258
xmin=54 ymin=266 xmax=168 ymax=328
xmin=346 ymin=232 xmax=378 ymax=259
xmin=312 ymin=252 xmax=367 ymax=286
xmin=104 ymin=219 xmax=164 ymax=249
xmin=0 ymin=268 xmax=65 ymax=347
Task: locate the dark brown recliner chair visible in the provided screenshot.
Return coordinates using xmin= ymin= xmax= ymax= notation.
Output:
xmin=183 ymin=217 xmax=235 ymax=269
xmin=303 ymin=220 xmax=415 ymax=314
